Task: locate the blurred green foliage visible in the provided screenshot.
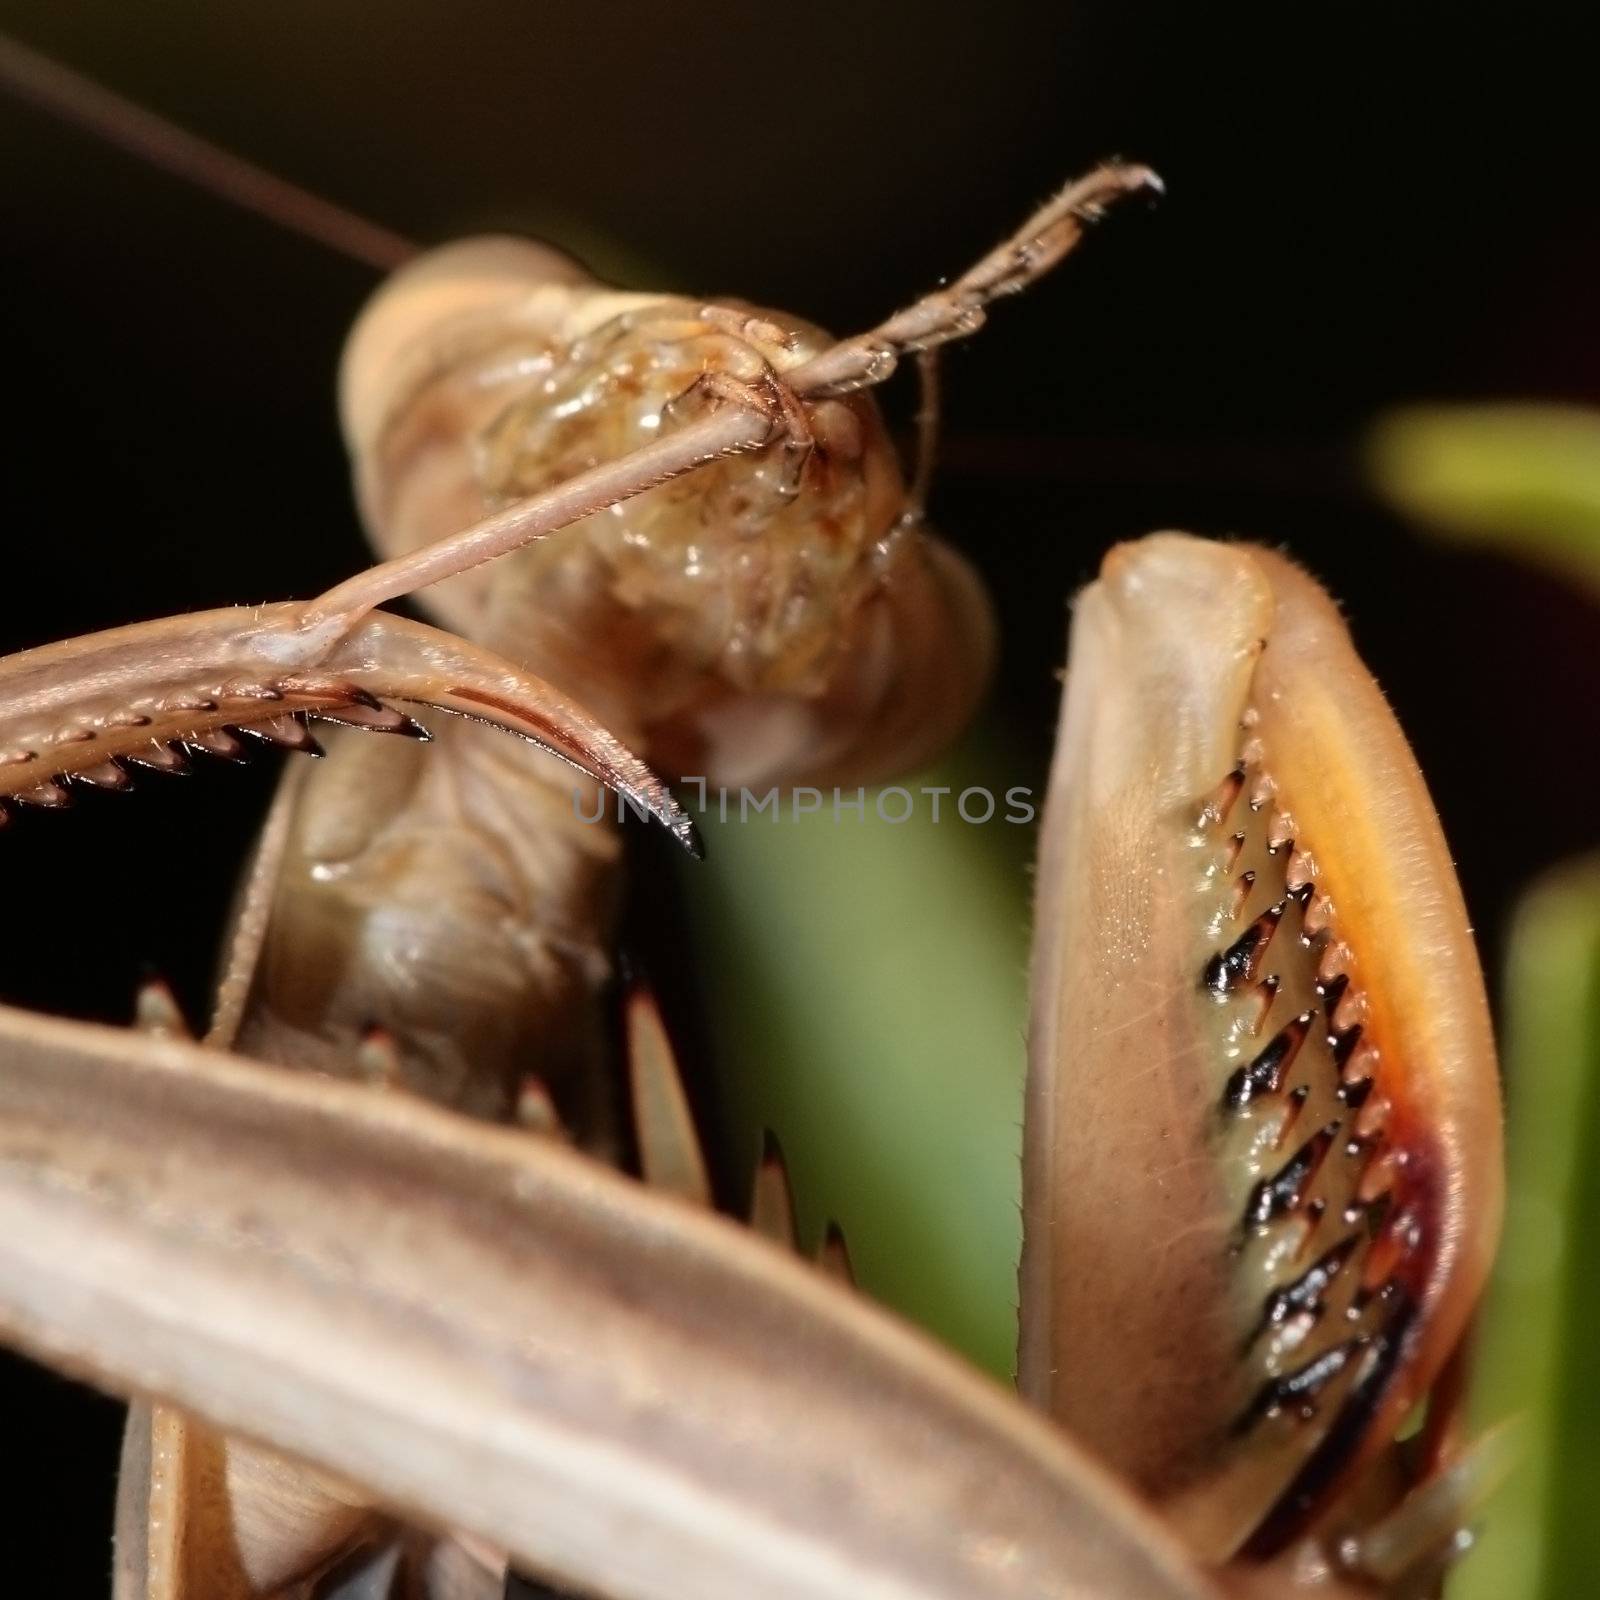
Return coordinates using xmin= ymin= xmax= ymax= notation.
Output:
xmin=1374 ymin=402 xmax=1600 ymax=1598
xmin=681 ymin=744 xmax=1033 ymax=1382
xmin=1455 ymin=862 xmax=1600 ymax=1600
xmin=1369 ymin=404 xmax=1600 ymax=590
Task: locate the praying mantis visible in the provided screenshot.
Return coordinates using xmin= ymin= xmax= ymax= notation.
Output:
xmin=0 ymin=29 xmax=1504 ymax=1600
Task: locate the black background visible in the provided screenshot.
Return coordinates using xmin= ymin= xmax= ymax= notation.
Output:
xmin=1 ymin=3 xmax=1598 ymax=1592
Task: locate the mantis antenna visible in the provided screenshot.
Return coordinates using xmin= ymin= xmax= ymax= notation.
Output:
xmin=0 ymin=30 xmax=418 ymax=272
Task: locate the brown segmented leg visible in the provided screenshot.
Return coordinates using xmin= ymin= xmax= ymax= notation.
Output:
xmin=0 ymin=1007 xmax=1221 ymax=1600
xmin=307 ymin=162 xmax=1161 ymax=628
xmin=0 ymin=604 xmax=696 ymax=855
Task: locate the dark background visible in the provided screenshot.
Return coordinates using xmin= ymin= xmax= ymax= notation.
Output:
xmin=1 ymin=3 xmax=1597 ymax=1592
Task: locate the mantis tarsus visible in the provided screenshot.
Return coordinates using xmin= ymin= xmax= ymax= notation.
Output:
xmin=0 ymin=30 xmax=1504 ymax=1600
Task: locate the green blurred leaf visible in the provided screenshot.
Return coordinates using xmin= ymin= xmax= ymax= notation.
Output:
xmin=1455 ymin=859 xmax=1600 ymax=1600
xmin=679 ymin=743 xmax=1034 ymax=1381
xmin=1368 ymin=404 xmax=1600 ymax=590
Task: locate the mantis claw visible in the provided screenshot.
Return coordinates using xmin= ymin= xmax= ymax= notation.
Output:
xmin=0 ymin=603 xmax=697 ymax=856
xmin=1024 ymin=533 xmax=1503 ymax=1570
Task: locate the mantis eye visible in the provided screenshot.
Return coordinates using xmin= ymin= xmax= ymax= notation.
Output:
xmin=1021 ymin=533 xmax=1503 ymax=1562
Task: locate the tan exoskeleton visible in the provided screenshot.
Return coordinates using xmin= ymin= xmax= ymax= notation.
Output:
xmin=0 ymin=33 xmax=1505 ymax=1600
xmin=102 ymin=105 xmax=1151 ymax=1600
xmin=239 ymin=210 xmax=1004 ymax=1127
xmin=0 ymin=537 xmax=1507 ymax=1600
xmin=1026 ymin=537 xmax=1505 ymax=1595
